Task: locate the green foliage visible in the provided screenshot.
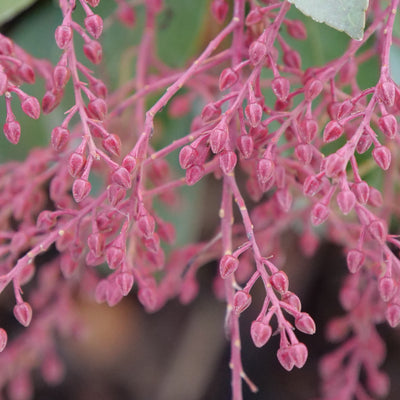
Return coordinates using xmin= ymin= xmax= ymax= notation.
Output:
xmin=288 ymin=0 xmax=369 ymax=40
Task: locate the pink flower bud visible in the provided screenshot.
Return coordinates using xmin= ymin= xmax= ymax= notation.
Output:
xmin=219 ymin=67 xmax=238 ymax=91
xmin=95 ymin=280 xmax=109 ymax=303
xmin=83 ymin=40 xmax=103 ymax=64
xmin=144 ymin=233 xmax=160 ymax=253
xmin=0 ymin=71 xmax=8 ymax=95
xmin=295 ymin=313 xmax=316 ymax=334
xmin=102 ymin=134 xmax=121 ymax=157
xmin=115 ymin=272 xmax=134 ymax=296
xmin=179 ymin=145 xmax=197 ymax=169
xmin=250 ymin=321 xmax=272 ymax=347
xmin=326 ymin=317 xmax=349 ymax=342
xmin=88 ymin=97 xmax=107 ymax=120
xmin=245 ymin=8 xmax=262 ymax=25
xmin=233 ymin=290 xmax=252 ymax=314
xmin=21 ymin=96 xmax=40 ymax=119
xmin=42 ymin=90 xmax=61 ymax=114
xmin=185 ymin=165 xmax=204 ymax=185
xmin=137 ymin=213 xmax=155 ymax=238
xmin=237 ymin=135 xmax=254 ymax=159
xmin=219 ymin=150 xmax=237 ymax=174
xmin=378 ymin=80 xmax=396 ymax=107
xmin=87 ymin=0 xmax=100 ymax=6
xmin=323 ymin=120 xmax=343 ymax=143
xmin=60 ymin=254 xmax=78 ymax=278
xmin=336 ymin=100 xmax=353 ymax=120
xmin=379 ymin=277 xmax=396 ymax=302
xmin=51 ymin=126 xmax=69 ymax=151
xmin=277 ymin=346 xmax=294 ymax=371
xmin=295 ymin=143 xmax=313 ymax=164
xmin=290 ymin=343 xmax=308 ymax=368
xmin=352 ymin=181 xmax=369 ymax=204
xmin=85 ymin=14 xmax=103 ymax=39
xmin=311 ymin=203 xmax=329 ymax=226
xmin=257 ymin=158 xmax=275 ymax=184
xmin=303 ymin=175 xmax=321 ymax=197
xmin=286 ymin=20 xmax=307 ymax=40
xmin=68 ymin=152 xmax=86 ymax=177
xmin=122 ymin=155 xmax=137 ymax=172
xmin=17 ymin=63 xmax=35 ymax=84
xmin=368 ymin=219 xmax=386 ymax=242
xmin=219 ymin=254 xmax=239 ymax=279
xmin=270 ymin=271 xmax=289 ymax=294
xmin=112 ymin=167 xmax=131 ymax=189
xmin=271 ymin=77 xmax=290 ymax=102
xmin=368 ymin=187 xmax=383 ymax=207
xmin=337 ymin=190 xmax=356 ymax=215
xmin=107 ymin=184 xmax=125 ymax=206
xmin=209 ymin=125 xmax=228 ymax=153
xmin=211 ymin=0 xmax=229 ymax=23
xmin=180 ymin=278 xmax=199 ymax=305
xmin=37 ymin=210 xmax=57 ymax=230
xmin=324 ymin=153 xmax=346 ymax=178
xmin=72 ymin=178 xmax=91 ymax=202
xmin=245 ymin=103 xmax=263 ymax=127
xmin=88 ymin=232 xmax=105 ymax=257
xmin=0 ymin=328 xmax=7 ymax=352
xmin=275 ymin=188 xmax=292 ymax=212
xmin=385 ymin=303 xmax=400 ymax=327
xmin=304 ymin=79 xmax=322 ymax=101
xmin=3 ymin=120 xmax=21 ymax=144
xmin=106 ymin=282 xmax=124 ymax=306
xmin=283 ymin=49 xmax=301 ymax=69
xmin=299 ymin=119 xmax=318 ymax=142
xmin=282 ymin=291 xmax=302 ymax=312
xmin=356 ymin=132 xmax=372 ymax=154
xmin=138 ymin=287 xmax=158 ymax=312
xmin=53 ymin=65 xmax=70 ymax=89
xmin=0 ymin=36 xmax=13 ymax=55
xmin=55 ymin=25 xmax=72 ymax=49
xmin=117 ymin=4 xmax=136 ymax=27
xmin=372 ymin=145 xmax=391 ymax=170
xmin=249 ymin=39 xmax=267 ymax=65
xmin=346 ymin=249 xmax=364 ymax=273
xmin=13 ymin=302 xmax=32 ymax=327
xmin=201 ymin=102 xmax=221 ymax=122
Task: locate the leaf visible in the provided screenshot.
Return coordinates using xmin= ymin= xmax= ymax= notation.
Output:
xmin=287 ymin=0 xmax=369 ymax=40
xmin=0 ymin=0 xmax=37 ymax=26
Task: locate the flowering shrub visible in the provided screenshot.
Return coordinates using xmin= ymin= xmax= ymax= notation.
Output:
xmin=0 ymin=0 xmax=400 ymax=398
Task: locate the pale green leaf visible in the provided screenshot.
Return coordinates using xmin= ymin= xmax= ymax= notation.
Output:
xmin=287 ymin=0 xmax=369 ymax=40
xmin=0 ymin=0 xmax=37 ymax=25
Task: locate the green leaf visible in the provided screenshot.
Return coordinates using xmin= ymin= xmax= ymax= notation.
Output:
xmin=0 ymin=0 xmax=37 ymax=25
xmin=287 ymin=0 xmax=369 ymax=40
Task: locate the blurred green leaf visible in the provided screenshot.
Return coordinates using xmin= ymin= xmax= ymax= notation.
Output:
xmin=0 ymin=0 xmax=37 ymax=26
xmin=288 ymin=0 xmax=369 ymax=40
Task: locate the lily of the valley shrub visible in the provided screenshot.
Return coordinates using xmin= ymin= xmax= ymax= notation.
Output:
xmin=0 ymin=0 xmax=400 ymax=399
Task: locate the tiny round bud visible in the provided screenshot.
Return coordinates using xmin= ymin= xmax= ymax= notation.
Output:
xmin=245 ymin=103 xmax=263 ymax=127
xmin=385 ymin=303 xmax=400 ymax=327
xmin=51 ymin=126 xmax=69 ymax=151
xmin=112 ymin=167 xmax=131 ymax=189
xmin=72 ymin=179 xmax=91 ymax=202
xmin=115 ymin=272 xmax=134 ymax=296
xmin=55 ymin=25 xmax=72 ymax=49
xmin=84 ymin=14 xmax=103 ymax=39
xmin=219 ymin=254 xmax=239 ymax=279
xmin=337 ymin=190 xmax=356 ymax=215
xmin=271 ymin=77 xmax=290 ymax=102
xmin=304 ymin=79 xmax=322 ymax=101
xmin=0 ymin=328 xmax=7 ymax=352
xmin=21 ymin=96 xmax=40 ymax=119
xmin=13 ymin=302 xmax=32 ymax=327
xmin=3 ymin=120 xmax=21 ymax=144
xmin=185 ymin=165 xmax=204 ymax=185
xmin=346 ymin=249 xmax=364 ymax=273
xmin=249 ymin=39 xmax=267 ymax=65
xmin=295 ymin=313 xmax=316 ymax=335
xmin=209 ymin=125 xmax=228 ymax=154
xmin=378 ymin=80 xmax=396 ymax=107
xmin=237 ymin=135 xmax=254 ymax=159
xmin=303 ymin=175 xmax=321 ymax=197
xmin=53 ymin=65 xmax=70 ymax=89
xmin=290 ymin=343 xmax=308 ymax=368
xmin=102 ymin=134 xmax=121 ymax=157
xmin=372 ymin=145 xmax=391 ymax=170
xmin=219 ymin=150 xmax=237 ymax=174
xmin=277 ymin=346 xmax=294 ymax=371
xmin=233 ymin=290 xmax=252 ymax=314
xmin=219 ymin=68 xmax=238 ymax=91
xmin=323 ymin=120 xmax=343 ymax=143
xmin=270 ymin=271 xmax=289 ymax=294
xmin=201 ymin=102 xmax=221 ymax=122
xmin=250 ymin=321 xmax=272 ymax=347
xmin=311 ymin=203 xmax=329 ymax=226
xmin=378 ymin=277 xmax=396 ymax=302
xmin=83 ymin=40 xmax=103 ymax=64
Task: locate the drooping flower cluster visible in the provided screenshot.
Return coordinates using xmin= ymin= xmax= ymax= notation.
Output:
xmin=0 ymin=0 xmax=399 ymax=399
